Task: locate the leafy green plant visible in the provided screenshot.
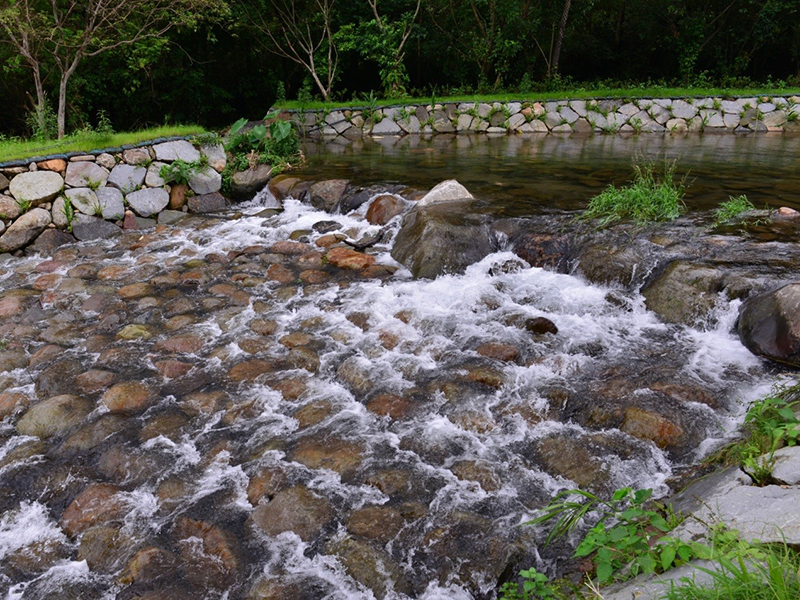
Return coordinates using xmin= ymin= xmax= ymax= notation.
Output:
xmin=86 ymin=178 xmax=102 ymax=192
xmin=225 ymin=113 xmax=300 ymax=166
xmin=26 ymin=101 xmax=58 ymax=140
xmin=498 ymin=567 xmax=562 ymax=600
xmin=160 ymin=159 xmax=202 ymax=186
xmin=61 ymin=195 xmax=75 ymax=231
xmin=96 ymin=109 xmax=114 ymax=135
xmin=712 ymin=195 xmax=756 ymax=227
xmin=528 ymin=487 xmax=698 ymax=585
xmin=579 ymin=160 xmax=686 ymax=227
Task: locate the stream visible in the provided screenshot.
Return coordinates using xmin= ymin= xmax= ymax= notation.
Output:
xmin=1 ymin=134 xmax=797 ymax=599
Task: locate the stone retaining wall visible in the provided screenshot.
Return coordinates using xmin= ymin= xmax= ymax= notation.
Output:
xmin=0 ymin=139 xmax=229 ymax=256
xmin=285 ymin=96 xmax=800 ymax=138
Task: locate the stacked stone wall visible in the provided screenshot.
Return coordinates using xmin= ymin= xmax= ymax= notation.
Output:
xmin=0 ymin=139 xmax=228 ymax=256
xmin=285 ymin=96 xmax=800 ymax=139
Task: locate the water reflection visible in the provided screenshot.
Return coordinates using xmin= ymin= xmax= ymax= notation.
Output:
xmin=301 ymin=133 xmax=800 ymax=215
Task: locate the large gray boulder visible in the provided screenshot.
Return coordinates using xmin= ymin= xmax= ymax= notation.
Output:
xmin=64 ymin=161 xmax=108 ymax=188
xmin=309 ymin=179 xmax=349 ymax=211
xmin=642 ymin=261 xmax=725 ymax=326
xmin=9 ymin=171 xmax=64 ymax=206
xmin=230 ymin=164 xmax=272 ymax=200
xmin=0 ymin=208 xmax=51 ymax=251
xmin=153 ymin=140 xmax=200 ymax=162
xmin=391 ymin=200 xmax=497 ymax=279
xmin=108 ymin=164 xmax=146 ymax=194
xmin=200 ymin=144 xmax=227 ymax=172
xmin=738 ymin=282 xmax=800 ymax=367
xmin=417 ymin=180 xmax=474 ymax=207
xmin=126 ymin=188 xmax=169 ymax=217
xmin=188 ymin=166 xmax=222 ymax=195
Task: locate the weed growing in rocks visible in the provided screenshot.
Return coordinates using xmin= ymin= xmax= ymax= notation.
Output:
xmin=712 ymin=195 xmax=756 ymax=228
xmin=160 ymin=157 xmax=207 ymax=186
xmin=579 ymin=160 xmax=685 ymax=227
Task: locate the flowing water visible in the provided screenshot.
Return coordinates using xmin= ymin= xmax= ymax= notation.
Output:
xmin=0 ymin=134 xmax=797 ymax=599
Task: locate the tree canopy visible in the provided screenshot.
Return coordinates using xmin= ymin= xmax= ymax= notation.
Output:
xmin=0 ymin=0 xmax=798 ymax=137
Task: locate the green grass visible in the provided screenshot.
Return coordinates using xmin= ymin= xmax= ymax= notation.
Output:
xmin=579 ymin=160 xmax=686 ymax=227
xmin=0 ymin=125 xmax=206 ymax=163
xmin=712 ymin=194 xmax=757 ymax=228
xmin=272 ymin=86 xmax=800 ymax=111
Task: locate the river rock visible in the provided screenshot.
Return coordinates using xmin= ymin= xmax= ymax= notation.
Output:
xmin=188 ymin=165 xmax=222 ymax=195
xmin=64 ymin=162 xmax=107 ymax=189
xmin=770 ymin=446 xmax=800 ymax=485
xmin=268 ymin=174 xmax=303 ymax=201
xmin=146 ymin=162 xmax=166 ymax=187
xmin=325 ymin=536 xmax=411 ymax=598
xmin=71 ymin=216 xmax=122 ymax=241
xmin=34 ymin=359 xmax=83 ymax=399
xmin=119 ymin=546 xmax=177 ymax=586
xmin=60 ymin=483 xmax=127 ymax=537
xmin=173 ymin=517 xmax=239 ymax=589
xmin=326 ymin=247 xmax=376 ymax=270
xmin=95 ymin=187 xmax=125 ymax=220
xmin=15 ymin=394 xmax=92 ymax=439
xmin=0 ymin=208 xmax=52 ymax=252
xmin=738 ymin=282 xmax=800 ymax=367
xmin=366 ymin=194 xmax=404 ymax=224
xmin=28 ymin=229 xmax=75 ymax=254
xmin=347 ymin=505 xmax=405 ymax=542
xmin=417 ymin=180 xmax=473 ymax=207
xmin=108 ymin=164 xmax=146 ymax=194
xmin=0 ymin=391 xmax=30 ymax=419
xmin=153 ymin=140 xmax=200 ymax=162
xmin=230 ymin=164 xmax=272 ymax=199
xmin=249 ymin=485 xmax=333 ymax=541
xmin=391 ymin=201 xmax=496 ymax=279
xmin=289 ymin=436 xmax=364 ymax=479
xmin=122 ymin=148 xmax=151 ymax=165
xmin=77 ymin=525 xmax=127 ymax=572
xmin=309 ymin=179 xmax=349 ymax=211
xmin=642 ymin=261 xmax=724 ymax=325
xmin=126 ymin=188 xmax=169 ymax=217
xmin=188 ymin=191 xmax=229 ymax=213
xmin=101 ymin=381 xmax=157 ymax=414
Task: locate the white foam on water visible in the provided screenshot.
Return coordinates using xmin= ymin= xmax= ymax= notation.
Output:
xmin=0 ymin=501 xmax=69 ymax=562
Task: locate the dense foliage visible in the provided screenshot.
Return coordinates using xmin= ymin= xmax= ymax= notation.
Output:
xmin=1 ymin=0 xmax=799 ymax=137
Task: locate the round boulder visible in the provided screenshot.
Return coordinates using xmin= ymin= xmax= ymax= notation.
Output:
xmin=739 ymin=282 xmax=800 ymax=367
xmin=9 ymin=171 xmax=64 ymax=206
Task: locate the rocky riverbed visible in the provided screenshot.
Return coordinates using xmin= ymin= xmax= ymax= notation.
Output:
xmin=0 ymin=175 xmax=793 ymax=599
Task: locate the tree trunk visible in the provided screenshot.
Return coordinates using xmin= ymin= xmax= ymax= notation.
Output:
xmin=551 ymin=0 xmax=572 ymax=77
xmin=32 ymin=64 xmax=47 ymax=135
xmin=57 ymin=73 xmax=69 ymax=138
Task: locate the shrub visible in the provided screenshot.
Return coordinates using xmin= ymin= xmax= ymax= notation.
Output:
xmin=712 ymin=194 xmax=756 ymax=228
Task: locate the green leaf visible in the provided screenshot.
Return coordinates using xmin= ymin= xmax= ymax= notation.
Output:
xmin=633 ymin=489 xmax=653 ymax=504
xmin=230 ymin=118 xmax=247 ymax=136
xmin=649 ymin=514 xmax=671 ymax=532
xmin=596 ymin=560 xmax=614 ymax=583
xmin=661 ymin=545 xmax=677 ymax=570
xmin=777 ymin=407 xmax=796 ymax=421
xmin=612 ymin=487 xmax=632 ymax=502
xmin=638 ymin=554 xmax=657 ymax=574
xmin=609 ymin=526 xmax=628 ymax=542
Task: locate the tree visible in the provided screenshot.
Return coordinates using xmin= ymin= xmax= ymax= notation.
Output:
xmin=236 ymin=0 xmax=338 ymax=101
xmin=337 ymin=0 xmax=421 ymax=97
xmin=0 ymin=0 xmax=221 ymax=138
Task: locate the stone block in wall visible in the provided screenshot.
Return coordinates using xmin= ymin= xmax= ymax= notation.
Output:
xmin=188 ymin=192 xmax=229 ymax=214
xmin=0 ymin=208 xmax=51 ymax=252
xmin=200 ymin=144 xmax=226 ymax=173
xmin=618 ymin=102 xmax=639 ymax=117
xmin=737 ymin=97 xmax=758 ymax=108
xmin=758 ymin=102 xmax=776 ymax=113
xmin=586 ymin=111 xmax=607 ymax=130
xmin=108 ymin=164 xmax=146 ymax=194
xmin=506 ymin=102 xmax=521 ymax=115
xmin=519 ymin=120 xmax=548 ymax=133
xmin=489 ymin=111 xmax=506 ymax=127
xmin=649 ymin=104 xmax=671 ymax=125
xmin=477 ymin=104 xmax=492 ymax=118
xmin=325 ymin=110 xmax=346 ymax=126
xmin=230 ymin=164 xmax=272 ymax=200
xmin=96 ymin=187 xmax=125 ymax=221
xmin=544 ymin=112 xmax=562 ymax=129
xmin=559 ymin=107 xmax=579 ymax=124
xmin=671 ymin=100 xmax=697 ymax=119
xmin=415 ymin=106 xmax=429 ymax=123
xmin=38 ymin=159 xmax=66 ymax=172
xmin=569 ymin=100 xmax=588 ymax=117
xmin=551 ymin=124 xmax=572 ymax=133
xmin=398 ymin=116 xmax=420 ymax=134
xmin=9 ymin=171 xmax=64 ymax=206
xmin=641 ymin=121 xmax=666 ymax=133
xmin=687 ymin=117 xmax=703 ymax=132
xmin=64 ymin=188 xmax=100 ymax=216
xmin=0 ymin=173 xmax=8 ymax=193
xmin=188 ymin=166 xmax=222 ymax=196
xmin=456 ymin=114 xmax=473 ymax=131
xmin=126 ymin=188 xmax=169 ymax=217
xmin=763 ymin=110 xmax=787 ymax=128
xmin=157 ymin=210 xmax=187 ymax=225
xmin=720 ymin=100 xmax=740 ymax=114
xmin=572 ymin=118 xmax=592 ymax=134
xmin=666 ymin=118 xmax=688 ymax=133
xmin=0 ymin=196 xmax=20 ymax=220
xmin=700 ymin=110 xmax=724 ymax=128
xmin=122 ymin=148 xmax=151 ymax=166
xmin=96 ymin=153 xmax=116 ymax=170
xmin=508 ymin=114 xmax=526 ymax=131
xmin=65 ymin=161 xmax=109 ymax=188
xmin=51 ymin=198 xmax=69 ymax=228
xmin=146 ymin=163 xmax=166 ymax=188
xmin=153 ymin=140 xmax=200 ymax=163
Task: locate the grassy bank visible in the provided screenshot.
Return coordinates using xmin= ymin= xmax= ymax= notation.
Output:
xmin=272 ymin=86 xmax=800 ymax=111
xmin=0 ymin=125 xmax=206 ymax=163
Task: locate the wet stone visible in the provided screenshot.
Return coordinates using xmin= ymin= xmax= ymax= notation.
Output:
xmin=77 ymin=525 xmax=127 ymax=572
xmin=293 ymin=399 xmax=334 ymax=428
xmin=60 ymin=483 xmax=127 ymax=537
xmin=476 ymin=342 xmax=519 ymax=362
xmin=365 ymin=393 xmax=414 ymax=420
xmin=101 ymin=381 xmax=157 ymax=414
xmin=75 ymin=369 xmax=116 ymax=394
xmin=249 ymin=485 xmax=333 ymax=541
xmin=290 ymin=436 xmax=365 ymax=479
xmin=247 ymin=466 xmax=289 ymax=505
xmin=347 ymin=505 xmax=405 ymax=542
xmin=173 ymin=517 xmax=239 ymax=590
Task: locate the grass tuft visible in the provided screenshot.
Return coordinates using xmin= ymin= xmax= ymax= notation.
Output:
xmin=712 ymin=194 xmax=756 ymax=228
xmin=579 ymin=160 xmax=686 ymax=227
